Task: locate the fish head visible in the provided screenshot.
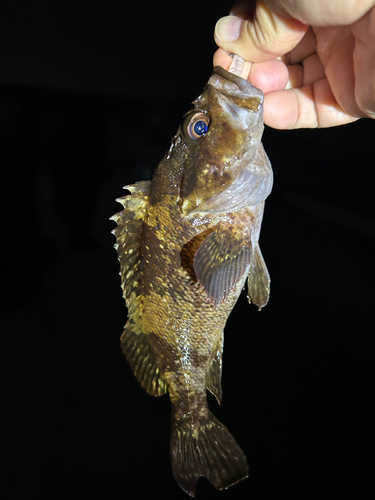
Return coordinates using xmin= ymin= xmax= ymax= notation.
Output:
xmin=178 ymin=66 xmax=272 ymax=216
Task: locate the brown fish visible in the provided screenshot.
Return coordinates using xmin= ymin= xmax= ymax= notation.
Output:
xmin=111 ymin=66 xmax=273 ymax=496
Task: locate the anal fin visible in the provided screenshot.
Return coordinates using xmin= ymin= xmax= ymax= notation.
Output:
xmin=206 ymin=331 xmax=223 ymax=404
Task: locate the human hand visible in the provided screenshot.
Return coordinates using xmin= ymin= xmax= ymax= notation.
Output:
xmin=213 ymin=0 xmax=375 ymax=129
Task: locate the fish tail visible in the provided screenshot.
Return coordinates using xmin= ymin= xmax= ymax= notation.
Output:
xmin=170 ymin=410 xmax=248 ymax=497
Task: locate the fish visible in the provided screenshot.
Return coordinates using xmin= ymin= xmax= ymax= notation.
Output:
xmin=111 ymin=65 xmax=273 ymax=496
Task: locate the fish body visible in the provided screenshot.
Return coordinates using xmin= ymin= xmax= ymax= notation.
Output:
xmin=111 ymin=67 xmax=273 ymax=496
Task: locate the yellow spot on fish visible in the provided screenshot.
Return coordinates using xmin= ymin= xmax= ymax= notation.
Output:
xmin=192 ymin=428 xmax=199 ymax=440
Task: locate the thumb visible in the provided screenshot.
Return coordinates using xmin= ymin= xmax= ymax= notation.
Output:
xmin=214 ymin=1 xmax=308 ymax=63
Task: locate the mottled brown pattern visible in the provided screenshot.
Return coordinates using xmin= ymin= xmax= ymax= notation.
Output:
xmin=180 ymin=227 xmax=215 ymax=283
xmin=112 ymin=67 xmax=273 ymax=497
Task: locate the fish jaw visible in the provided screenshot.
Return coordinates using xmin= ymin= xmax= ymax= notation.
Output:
xmin=178 ymin=68 xmax=272 ymax=217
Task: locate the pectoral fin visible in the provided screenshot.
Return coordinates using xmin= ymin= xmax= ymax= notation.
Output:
xmin=193 ymin=217 xmax=253 ymax=306
xmin=247 ymin=245 xmax=270 ymax=310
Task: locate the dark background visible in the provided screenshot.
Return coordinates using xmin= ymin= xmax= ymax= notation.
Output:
xmin=1 ymin=1 xmax=374 ymax=499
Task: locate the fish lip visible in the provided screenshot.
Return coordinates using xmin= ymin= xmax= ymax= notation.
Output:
xmin=213 ymin=66 xmax=264 ymax=101
xmin=213 ymin=66 xmax=250 ymax=93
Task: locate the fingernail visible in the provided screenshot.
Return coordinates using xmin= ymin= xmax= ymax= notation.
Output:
xmin=215 ymin=16 xmax=242 ymax=43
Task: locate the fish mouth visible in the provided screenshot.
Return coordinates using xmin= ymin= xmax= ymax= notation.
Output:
xmin=209 ymin=66 xmax=264 ymax=112
xmin=213 ymin=66 xmax=257 ymax=95
xmin=212 ymin=66 xmax=264 ymax=103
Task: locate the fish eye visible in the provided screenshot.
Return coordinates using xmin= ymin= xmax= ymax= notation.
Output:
xmin=184 ymin=112 xmax=210 ymax=141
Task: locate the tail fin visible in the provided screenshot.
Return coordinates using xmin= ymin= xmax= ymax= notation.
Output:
xmin=171 ymin=411 xmax=248 ymax=497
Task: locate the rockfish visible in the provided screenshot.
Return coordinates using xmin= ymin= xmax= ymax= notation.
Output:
xmin=111 ymin=66 xmax=273 ymax=496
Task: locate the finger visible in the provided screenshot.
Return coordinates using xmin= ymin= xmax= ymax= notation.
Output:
xmin=214 ymin=1 xmax=308 ymax=63
xmin=285 ymin=27 xmax=317 ymax=64
xmin=301 ymin=53 xmax=326 ymax=86
xmin=213 ymin=49 xmax=289 ymax=94
xmin=352 ymin=6 xmax=375 ymax=118
xmin=323 ymin=32 xmax=365 ymax=118
xmin=248 ymin=59 xmax=289 ymax=94
xmin=213 ymin=48 xmax=289 ymax=94
xmin=214 ymin=0 xmax=375 ymax=64
xmin=284 ymin=54 xmax=325 ymax=90
xmin=214 ymin=51 xmax=324 ymax=95
xmin=263 ymin=80 xmax=359 ymax=129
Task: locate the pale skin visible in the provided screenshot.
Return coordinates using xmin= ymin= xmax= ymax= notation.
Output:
xmin=214 ymin=0 xmax=375 ymax=129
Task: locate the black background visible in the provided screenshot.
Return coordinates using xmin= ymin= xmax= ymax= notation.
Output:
xmin=1 ymin=2 xmax=374 ymax=499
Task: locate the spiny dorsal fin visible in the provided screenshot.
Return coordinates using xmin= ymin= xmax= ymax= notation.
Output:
xmin=110 ymin=181 xmax=151 ymax=304
xmin=247 ymin=244 xmax=270 ymax=310
xmin=111 ymin=181 xmax=167 ymax=397
xmin=206 ymin=331 xmax=223 ymax=404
